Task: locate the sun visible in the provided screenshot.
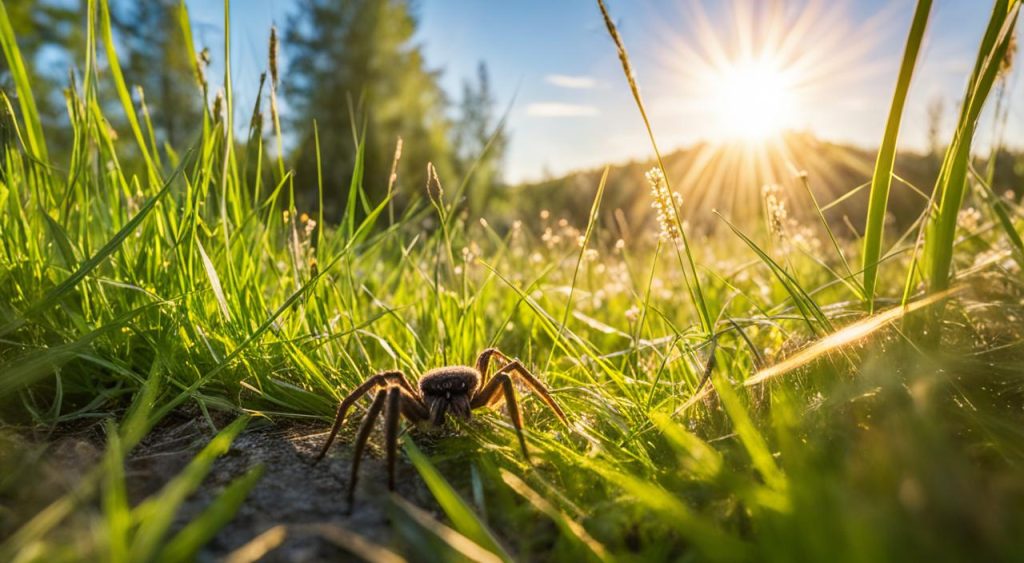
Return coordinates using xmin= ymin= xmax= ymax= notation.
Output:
xmin=711 ymin=57 xmax=798 ymax=142
xmin=650 ymin=1 xmax=881 ymax=147
xmin=642 ymin=0 xmax=882 ymax=221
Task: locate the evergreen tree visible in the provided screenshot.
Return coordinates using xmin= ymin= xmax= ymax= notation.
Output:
xmin=113 ymin=0 xmax=202 ymax=151
xmin=452 ymin=62 xmax=507 ymax=217
xmin=284 ymin=0 xmax=453 ymax=220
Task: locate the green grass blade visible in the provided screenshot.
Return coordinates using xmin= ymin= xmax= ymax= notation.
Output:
xmin=547 ymin=167 xmax=608 ymax=370
xmin=499 ymin=469 xmax=612 ymax=562
xmin=650 ymin=411 xmax=723 ymax=481
xmin=101 ymin=422 xmax=130 ymax=563
xmin=0 ymin=0 xmax=48 ymax=161
xmin=344 ymin=130 xmax=367 ymax=240
xmin=588 ymin=463 xmax=748 ymax=562
xmin=973 ymin=167 xmax=1024 ymax=270
xmin=924 ymin=1 xmax=1019 ymax=292
xmin=98 ymin=0 xmax=158 ymax=176
xmin=158 ymin=465 xmax=265 ymax=563
xmin=0 ymin=149 xmax=193 ymax=337
xmin=197 ymin=238 xmax=232 ymax=321
xmin=404 ymin=438 xmax=512 ymax=562
xmin=390 ymin=495 xmax=504 ymax=563
xmin=129 ymin=416 xmax=250 ymax=561
xmin=0 ymin=303 xmax=156 ymax=398
xmin=595 ymin=0 xmax=712 ymax=333
xmin=717 ymin=212 xmax=832 ymax=335
xmin=861 ymin=0 xmax=932 ymax=310
xmin=710 ymin=368 xmax=787 ymax=493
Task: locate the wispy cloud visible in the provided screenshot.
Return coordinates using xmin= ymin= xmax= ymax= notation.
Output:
xmin=527 ymin=103 xmax=599 ymax=117
xmin=545 ymin=74 xmax=597 ymax=89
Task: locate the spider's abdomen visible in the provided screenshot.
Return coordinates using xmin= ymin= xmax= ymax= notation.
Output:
xmin=418 ymin=366 xmax=480 ymax=397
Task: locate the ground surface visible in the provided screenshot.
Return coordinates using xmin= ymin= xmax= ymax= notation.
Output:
xmin=3 ymin=411 xmax=442 ymax=562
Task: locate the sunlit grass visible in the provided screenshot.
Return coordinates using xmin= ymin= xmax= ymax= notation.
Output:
xmin=1 ymin=0 xmax=1024 ymax=561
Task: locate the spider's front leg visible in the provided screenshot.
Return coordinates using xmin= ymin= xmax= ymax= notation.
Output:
xmin=342 ymin=385 xmax=429 ymax=509
xmin=347 ymin=389 xmax=388 ymax=507
xmin=475 ymin=347 xmax=503 ymax=383
xmin=314 ymin=370 xmax=423 ymax=463
xmin=469 ymin=355 xmax=570 ymax=461
xmin=383 ymin=388 xmax=431 ymax=491
xmin=470 ymin=372 xmax=529 ymax=459
xmin=479 ymin=350 xmax=569 ymax=425
xmin=495 ymin=359 xmax=569 ymax=425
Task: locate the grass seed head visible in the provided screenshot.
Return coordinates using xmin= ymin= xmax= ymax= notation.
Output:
xmin=999 ymin=32 xmax=1017 ymax=81
xmin=212 ymin=89 xmax=225 ymax=123
xmin=647 ymin=167 xmax=683 ymax=241
xmin=426 ymin=162 xmax=444 ymax=203
xmin=762 ymin=184 xmax=788 ymax=241
xmin=269 ymin=26 xmax=280 ymax=87
xmin=195 ymin=47 xmax=210 ymax=91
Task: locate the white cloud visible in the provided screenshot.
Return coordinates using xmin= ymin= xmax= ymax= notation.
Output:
xmin=526 ymin=103 xmax=599 ymax=117
xmin=545 ymin=74 xmax=598 ymax=89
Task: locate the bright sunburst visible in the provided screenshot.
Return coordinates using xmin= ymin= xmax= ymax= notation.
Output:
xmin=647 ymin=0 xmax=886 ymax=220
xmin=711 ymin=56 xmax=798 ymax=141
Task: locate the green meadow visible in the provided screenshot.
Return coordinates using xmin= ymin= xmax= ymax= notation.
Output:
xmin=2 ymin=0 xmax=1024 ymax=561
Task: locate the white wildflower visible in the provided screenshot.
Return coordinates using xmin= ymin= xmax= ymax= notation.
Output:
xmin=957 ymin=207 xmax=982 ymax=232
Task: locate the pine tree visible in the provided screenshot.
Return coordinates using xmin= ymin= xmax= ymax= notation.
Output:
xmin=453 ymin=62 xmax=507 ymax=216
xmin=284 ymin=0 xmax=453 ymax=220
xmin=113 ymin=0 xmax=202 ymax=151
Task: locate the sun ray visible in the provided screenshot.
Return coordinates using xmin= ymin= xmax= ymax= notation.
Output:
xmin=644 ymin=0 xmax=890 ymax=224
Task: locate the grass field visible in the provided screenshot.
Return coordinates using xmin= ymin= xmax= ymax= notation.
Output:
xmin=2 ymin=0 xmax=1024 ymax=561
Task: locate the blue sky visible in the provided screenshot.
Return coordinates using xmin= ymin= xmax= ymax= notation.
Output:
xmin=184 ymin=1 xmax=1022 ymax=183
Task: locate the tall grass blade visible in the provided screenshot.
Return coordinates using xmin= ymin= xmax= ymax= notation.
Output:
xmin=101 ymin=422 xmax=130 ymax=563
xmin=0 ymin=149 xmax=193 ymax=337
xmin=129 ymin=416 xmax=251 ymax=561
xmin=390 ymin=495 xmax=503 ymax=563
xmin=198 ymin=238 xmax=232 ymax=321
xmin=717 ymin=212 xmax=832 ymax=335
xmin=403 ymin=438 xmax=512 ymax=562
xmin=98 ymin=0 xmax=158 ymax=176
xmin=588 ymin=463 xmax=748 ymax=561
xmin=499 ymin=469 xmax=611 ymax=562
xmin=0 ymin=1 xmax=48 ymax=161
xmin=973 ymin=169 xmax=1024 ymax=270
xmin=709 ymin=368 xmax=787 ymax=493
xmin=923 ymin=1 xmax=1019 ymax=292
xmin=595 ymin=0 xmax=712 ymax=333
xmin=861 ymin=0 xmax=932 ymax=311
xmin=158 ymin=465 xmax=265 ymax=563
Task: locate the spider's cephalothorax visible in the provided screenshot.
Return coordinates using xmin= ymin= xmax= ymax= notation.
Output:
xmin=313 ymin=348 xmax=568 ymax=508
xmin=419 ymin=366 xmax=480 ymax=425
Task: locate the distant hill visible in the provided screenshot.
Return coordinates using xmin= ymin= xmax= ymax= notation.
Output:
xmin=501 ymin=132 xmax=1024 ymax=240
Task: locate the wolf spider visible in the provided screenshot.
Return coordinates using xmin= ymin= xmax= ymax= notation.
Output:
xmin=313 ymin=348 xmax=569 ymax=506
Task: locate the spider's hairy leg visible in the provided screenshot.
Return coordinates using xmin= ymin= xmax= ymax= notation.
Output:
xmin=497 ymin=360 xmax=569 ymax=426
xmin=347 ymin=389 xmax=388 ymax=509
xmin=401 ymin=392 xmax=430 ymax=422
xmin=471 ymin=373 xmax=530 ymax=460
xmin=385 ymin=371 xmax=422 ymax=402
xmin=314 ymin=370 xmax=414 ymax=463
xmin=475 ymin=347 xmax=502 ymax=384
xmin=384 ymin=387 xmax=402 ymax=491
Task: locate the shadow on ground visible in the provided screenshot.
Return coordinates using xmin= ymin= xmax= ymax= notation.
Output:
xmin=2 ymin=411 xmax=436 ymax=562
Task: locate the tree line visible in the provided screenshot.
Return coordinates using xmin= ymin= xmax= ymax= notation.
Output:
xmin=1 ymin=0 xmax=507 ymax=222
